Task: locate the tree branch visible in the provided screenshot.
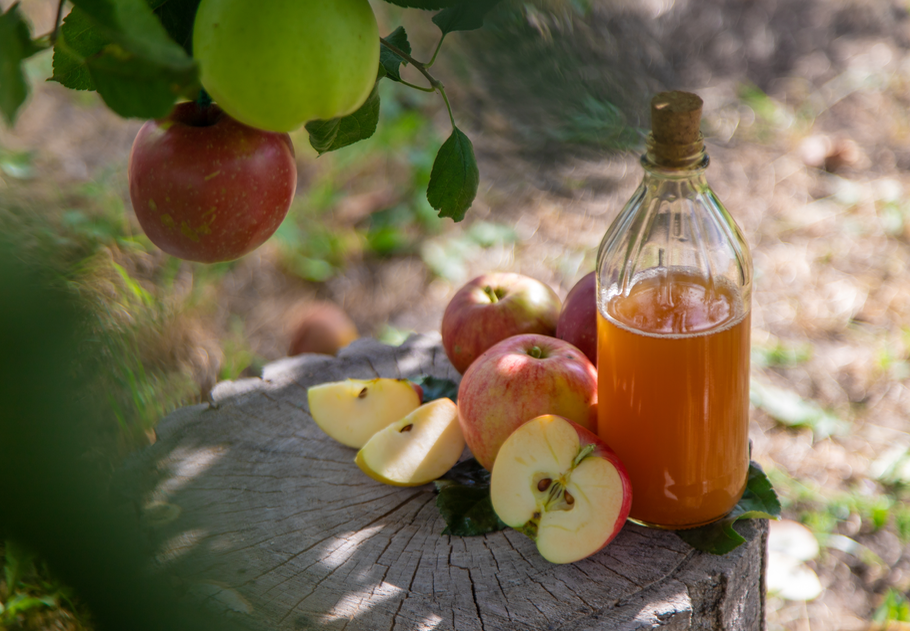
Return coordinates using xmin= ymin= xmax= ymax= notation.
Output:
xmin=50 ymin=0 xmax=66 ymax=45
xmin=379 ymin=37 xmax=442 ymax=91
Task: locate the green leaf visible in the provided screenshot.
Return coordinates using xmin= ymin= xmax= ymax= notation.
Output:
xmin=52 ymin=8 xmax=106 ymax=90
xmin=0 ymin=3 xmax=47 ymax=126
xmin=305 ymin=83 xmax=380 ymax=154
xmin=427 ymin=126 xmax=478 ymax=222
xmin=412 ymin=375 xmax=458 ymax=403
xmin=151 ymin=0 xmax=202 ymax=55
xmin=69 ymin=0 xmax=191 ymax=66
xmin=379 ymin=26 xmax=410 ymax=82
xmin=86 ymin=44 xmax=197 ymax=118
xmin=379 ymin=0 xmax=464 ymax=9
xmin=675 ymin=462 xmax=782 ymax=555
xmin=51 ymin=0 xmax=199 ymax=117
xmin=432 ymin=0 xmax=503 ymax=34
xmin=435 ymin=460 xmax=507 ymax=536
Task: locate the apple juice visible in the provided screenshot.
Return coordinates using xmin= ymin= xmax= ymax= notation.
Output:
xmin=596 ymin=269 xmax=750 ymax=528
xmin=595 ymin=91 xmax=753 ymax=529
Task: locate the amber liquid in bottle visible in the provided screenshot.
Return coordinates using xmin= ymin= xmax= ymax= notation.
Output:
xmin=597 ymin=269 xmax=750 ymax=528
xmin=595 ymin=92 xmax=752 ymax=529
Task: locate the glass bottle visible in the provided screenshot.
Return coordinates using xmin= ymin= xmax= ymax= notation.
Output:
xmin=595 ymin=92 xmax=752 ymax=529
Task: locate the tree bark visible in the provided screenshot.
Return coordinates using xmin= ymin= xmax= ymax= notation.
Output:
xmin=122 ymin=333 xmax=767 ymax=631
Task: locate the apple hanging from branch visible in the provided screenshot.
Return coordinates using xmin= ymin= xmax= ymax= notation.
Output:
xmin=127 ymin=102 xmax=297 ymax=263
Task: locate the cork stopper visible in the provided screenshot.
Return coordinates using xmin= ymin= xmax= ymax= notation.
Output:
xmin=647 ymin=91 xmax=705 ymax=167
xmin=650 ymin=91 xmax=703 ymax=145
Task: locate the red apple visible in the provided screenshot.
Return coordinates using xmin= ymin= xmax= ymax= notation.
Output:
xmin=288 ymin=301 xmax=358 ymax=356
xmin=128 ymin=102 xmax=297 ymax=263
xmin=441 ymin=272 xmax=561 ymax=374
xmin=457 ymin=333 xmax=598 ymax=471
xmin=491 ymin=414 xmax=632 ymax=564
xmin=556 ymin=271 xmax=597 ymax=365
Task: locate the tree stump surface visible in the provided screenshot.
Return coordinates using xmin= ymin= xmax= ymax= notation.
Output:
xmin=122 ymin=334 xmax=768 ymax=631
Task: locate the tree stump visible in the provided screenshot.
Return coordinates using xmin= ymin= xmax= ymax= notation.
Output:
xmin=122 ymin=334 xmax=768 ymax=631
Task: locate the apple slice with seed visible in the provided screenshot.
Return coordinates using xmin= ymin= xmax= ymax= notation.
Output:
xmin=490 ymin=414 xmax=632 ymax=564
xmin=355 ymin=398 xmax=464 ymax=487
xmin=307 ymin=378 xmax=422 ymax=448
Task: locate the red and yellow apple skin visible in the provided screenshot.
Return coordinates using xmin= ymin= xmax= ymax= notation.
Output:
xmin=490 ymin=414 xmax=632 ymax=564
xmin=441 ymin=272 xmax=561 ymax=374
xmin=457 ymin=333 xmax=598 ymax=471
xmin=128 ymin=102 xmax=297 ymax=263
xmin=556 ymin=271 xmax=597 ymax=366
xmin=288 ymin=302 xmax=359 ymax=357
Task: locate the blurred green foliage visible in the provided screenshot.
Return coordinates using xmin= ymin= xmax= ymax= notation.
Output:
xmin=0 ymin=238 xmax=253 ymax=631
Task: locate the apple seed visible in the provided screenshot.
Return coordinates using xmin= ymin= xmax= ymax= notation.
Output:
xmin=537 ymin=477 xmax=552 ymax=492
xmin=400 ymin=424 xmax=414 ymax=433
xmin=564 ymin=490 xmax=575 ymax=506
xmin=358 ymin=387 xmax=368 ymax=398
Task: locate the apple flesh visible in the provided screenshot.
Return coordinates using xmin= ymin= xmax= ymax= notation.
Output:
xmin=193 ymin=0 xmax=379 ymax=132
xmin=457 ymin=333 xmax=598 ymax=471
xmin=441 ymin=272 xmax=561 ymax=374
xmin=128 ymin=102 xmax=296 ymax=263
xmin=307 ymin=378 xmax=422 ymax=448
xmin=355 ymin=398 xmax=464 ymax=487
xmin=556 ymin=271 xmax=597 ymax=365
xmin=491 ymin=414 xmax=632 ymax=564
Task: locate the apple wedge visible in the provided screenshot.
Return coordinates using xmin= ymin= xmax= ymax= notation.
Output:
xmin=490 ymin=414 xmax=632 ymax=564
xmin=355 ymin=398 xmax=464 ymax=487
xmin=307 ymin=378 xmax=422 ymax=448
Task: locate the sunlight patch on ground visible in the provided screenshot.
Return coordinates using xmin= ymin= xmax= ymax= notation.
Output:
xmin=318 ymin=525 xmax=385 ymax=571
xmin=155 ymin=528 xmax=209 ymax=565
xmin=151 ymin=444 xmax=228 ymax=503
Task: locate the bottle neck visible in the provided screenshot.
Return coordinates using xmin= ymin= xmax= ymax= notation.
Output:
xmin=642 ymin=132 xmax=709 ymax=174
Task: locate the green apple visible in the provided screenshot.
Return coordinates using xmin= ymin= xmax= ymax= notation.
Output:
xmin=307 ymin=378 xmax=421 ymax=448
xmin=490 ymin=414 xmax=632 ymax=564
xmin=355 ymin=398 xmax=464 ymax=487
xmin=193 ymin=0 xmax=380 ymax=132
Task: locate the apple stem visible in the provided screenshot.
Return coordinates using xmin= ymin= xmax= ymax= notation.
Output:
xmin=529 ymin=346 xmax=543 ymax=359
xmin=483 ymin=285 xmax=500 ymax=304
xmin=196 ymin=88 xmax=213 ymax=109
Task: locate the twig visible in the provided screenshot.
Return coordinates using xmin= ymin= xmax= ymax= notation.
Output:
xmin=379 ymin=37 xmax=442 ymax=91
xmin=50 ymin=0 xmax=66 ymax=45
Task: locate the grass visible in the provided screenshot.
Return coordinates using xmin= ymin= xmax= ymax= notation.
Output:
xmin=0 ymin=540 xmax=92 ymax=630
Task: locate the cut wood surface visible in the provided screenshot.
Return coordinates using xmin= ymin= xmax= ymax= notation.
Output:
xmin=122 ymin=334 xmax=768 ymax=631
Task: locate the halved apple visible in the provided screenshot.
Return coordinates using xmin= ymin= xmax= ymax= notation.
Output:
xmin=355 ymin=398 xmax=464 ymax=486
xmin=490 ymin=414 xmax=632 ymax=564
xmin=307 ymin=378 xmax=422 ymax=448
